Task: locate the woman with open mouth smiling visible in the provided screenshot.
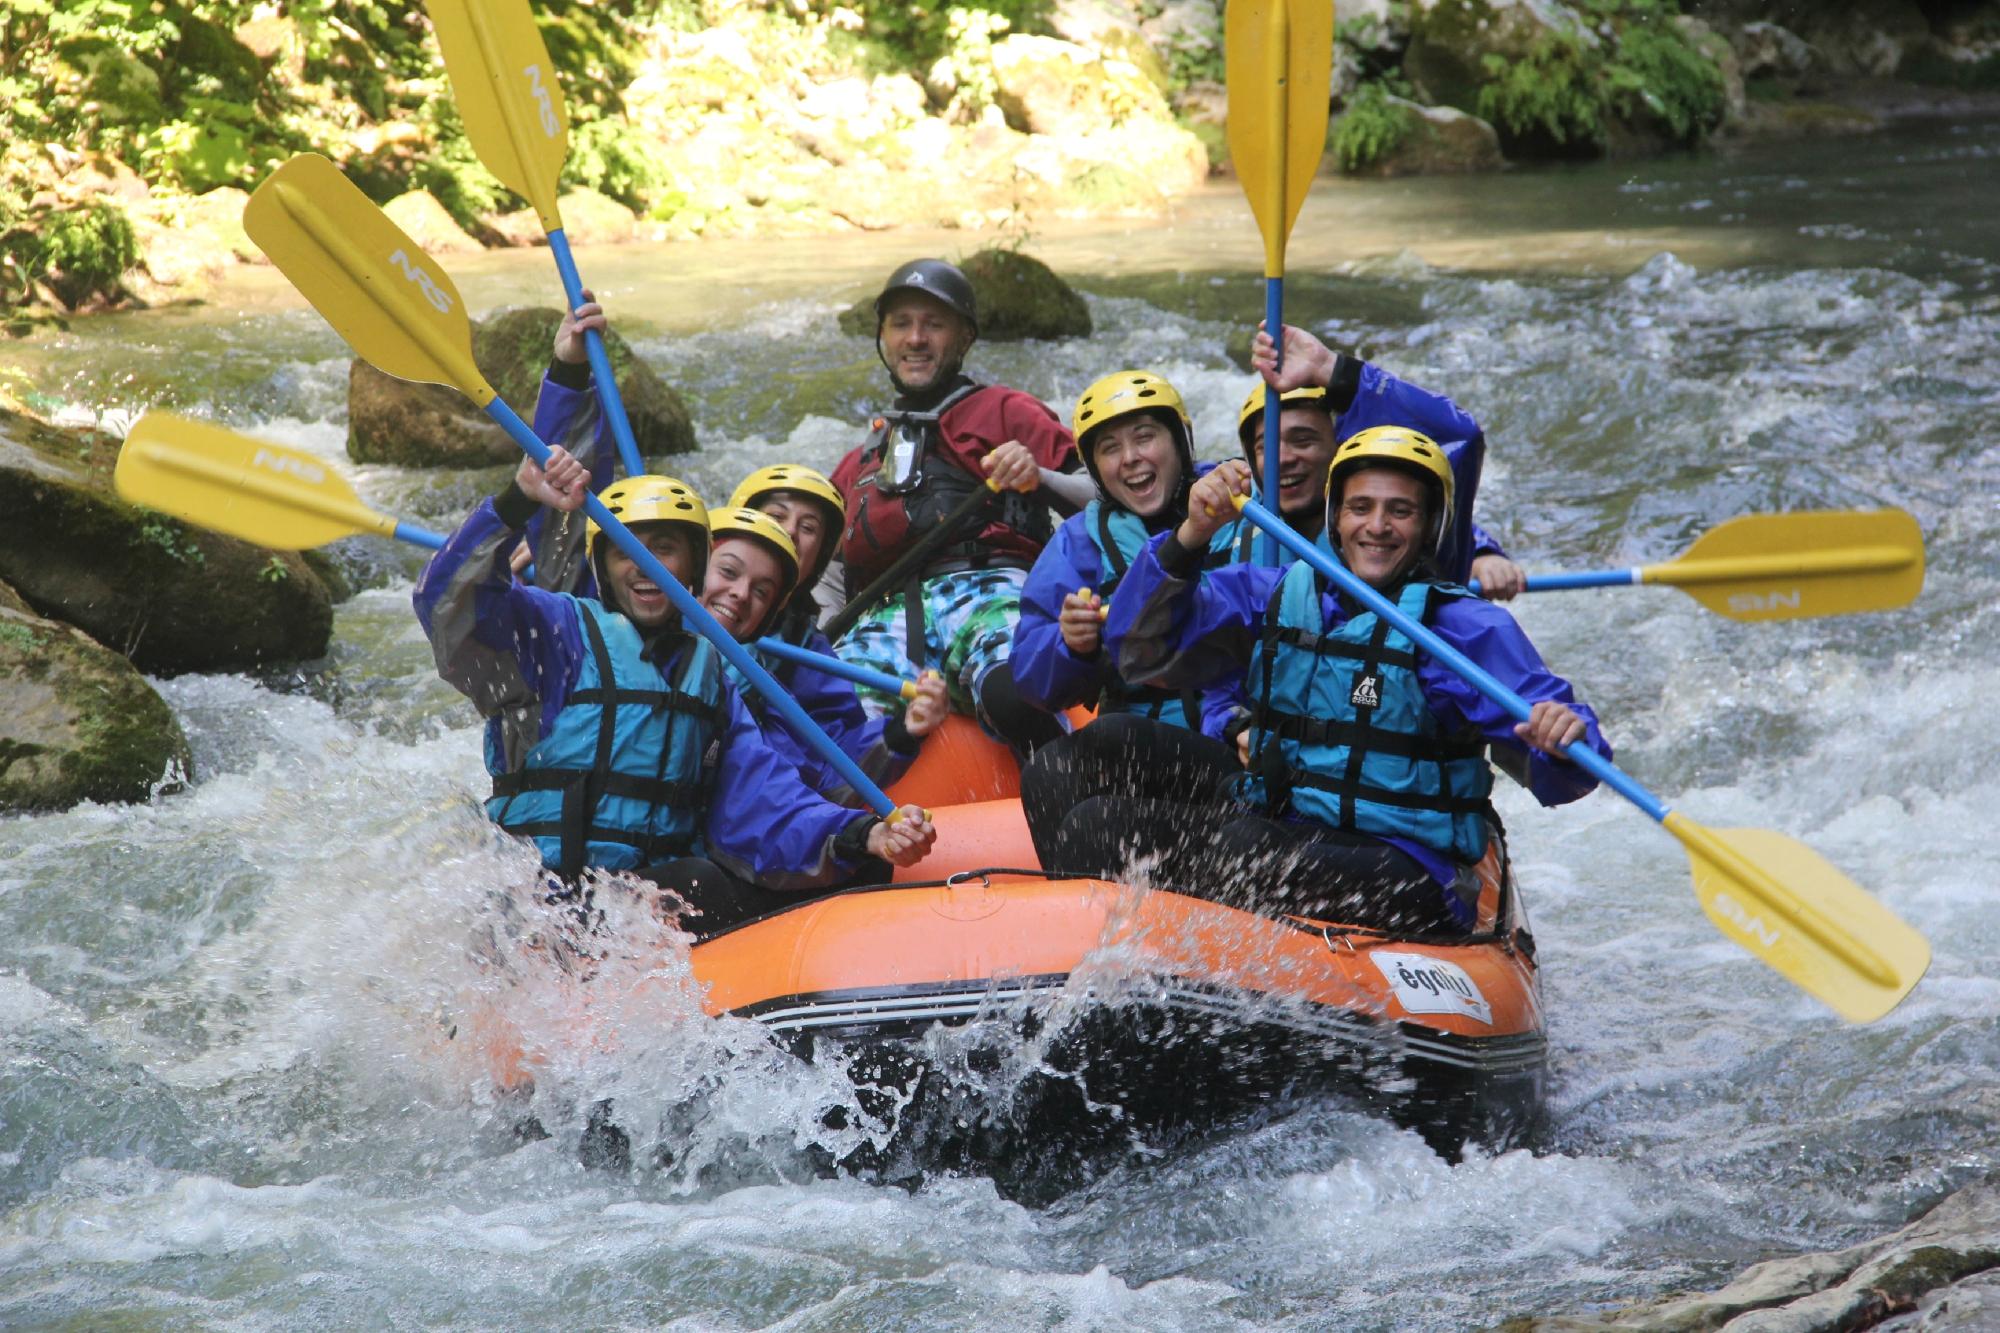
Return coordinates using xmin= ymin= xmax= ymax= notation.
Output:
xmin=1013 ymin=370 xmax=1246 ymax=870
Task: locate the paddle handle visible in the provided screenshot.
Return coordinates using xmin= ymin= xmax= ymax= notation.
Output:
xmin=1237 ymin=497 xmax=1668 ymax=822
xmin=1470 ymin=568 xmax=1642 ymax=595
xmin=1258 ymin=283 xmax=1286 ymax=566
xmin=546 ymin=228 xmax=646 ymax=481
xmin=753 ymin=636 xmax=917 ymax=701
xmin=483 ymin=396 xmax=899 ymax=819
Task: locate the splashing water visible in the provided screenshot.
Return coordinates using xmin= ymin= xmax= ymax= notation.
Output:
xmin=5 ymin=120 xmax=1999 ymax=1328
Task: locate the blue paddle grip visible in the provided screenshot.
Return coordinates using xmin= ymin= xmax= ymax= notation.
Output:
xmin=546 ymin=228 xmax=646 ymax=481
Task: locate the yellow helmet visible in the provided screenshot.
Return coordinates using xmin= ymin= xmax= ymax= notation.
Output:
xmin=1071 ymin=369 xmax=1194 ymax=489
xmin=727 ymin=464 xmax=846 ymax=521
xmin=726 ymin=464 xmax=844 ymax=597
xmin=1325 ymin=425 xmax=1455 ymax=554
xmin=585 ymin=475 xmax=710 ymax=568
xmin=1236 ymin=382 xmax=1331 ymax=448
xmin=706 ymin=506 xmax=801 ymax=625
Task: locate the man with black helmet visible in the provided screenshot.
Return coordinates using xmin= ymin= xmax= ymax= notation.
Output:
xmin=827 ymin=258 xmax=1086 ymax=758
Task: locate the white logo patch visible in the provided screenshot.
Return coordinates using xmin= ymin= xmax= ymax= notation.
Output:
xmin=1350 ymin=672 xmax=1380 ymax=708
xmin=1370 ymin=950 xmax=1492 ymax=1024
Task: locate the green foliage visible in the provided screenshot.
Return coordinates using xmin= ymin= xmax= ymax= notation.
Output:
xmin=1333 ymin=81 xmax=1413 ymax=171
xmin=567 ymin=116 xmax=674 ymax=212
xmin=259 ymin=556 xmax=290 ymax=584
xmin=0 ymin=201 xmax=138 ymax=308
xmin=0 ymin=622 xmax=46 ymax=654
xmin=1474 ymin=1 xmax=1724 ymax=151
xmin=1476 ymin=30 xmax=1605 ymax=146
xmin=138 ymin=514 xmax=205 ymax=566
xmin=813 ymin=0 xmax=1051 ymax=67
xmin=1615 ymin=19 xmax=1725 ymax=141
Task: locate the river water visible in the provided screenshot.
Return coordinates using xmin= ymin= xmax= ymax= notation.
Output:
xmin=4 ymin=118 xmax=1998 ymax=1329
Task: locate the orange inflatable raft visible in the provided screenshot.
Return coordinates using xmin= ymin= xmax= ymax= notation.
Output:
xmin=464 ymin=716 xmax=1546 ymax=1195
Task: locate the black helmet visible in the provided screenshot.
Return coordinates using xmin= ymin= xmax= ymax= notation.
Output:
xmin=874 ymin=259 xmax=978 ymax=338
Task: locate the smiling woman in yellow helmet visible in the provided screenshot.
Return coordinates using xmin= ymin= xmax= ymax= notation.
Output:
xmin=1013 ymin=369 xmax=1248 ymax=869
xmin=721 ymin=470 xmax=953 ymax=806
xmin=1227 ymin=323 xmax=1525 ymax=600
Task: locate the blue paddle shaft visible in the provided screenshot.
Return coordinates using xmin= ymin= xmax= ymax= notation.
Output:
xmin=1237 ymin=497 xmax=1667 ymax=822
xmin=1259 ymin=279 xmax=1283 ymax=566
xmin=752 ymin=635 xmax=908 ymax=698
xmin=394 ymin=520 xmax=446 ymax=550
xmin=483 ymin=397 xmax=899 ymax=818
xmin=1469 ymin=568 xmax=1642 ymax=596
xmin=546 ymin=228 xmax=646 ymax=481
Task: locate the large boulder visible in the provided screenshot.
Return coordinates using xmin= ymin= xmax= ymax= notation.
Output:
xmin=1047 ymin=0 xmax=1173 ymax=92
xmin=1330 ymin=95 xmax=1506 ymax=176
xmin=1405 ymin=0 xmax=1727 ymax=156
xmin=989 ymin=34 xmax=1177 ymax=138
xmin=1404 ymin=0 xmax=1602 ymax=119
xmin=0 ymin=592 xmax=192 ymax=813
xmin=346 ymin=306 xmax=695 ymax=467
xmin=836 ymin=248 xmax=1091 ymax=342
xmin=382 ymin=190 xmax=483 ymax=256
xmin=0 ymin=409 xmax=332 ymax=676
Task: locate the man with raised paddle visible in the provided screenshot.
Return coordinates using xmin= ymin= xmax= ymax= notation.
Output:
xmin=1226 ymin=323 xmax=1527 ymax=600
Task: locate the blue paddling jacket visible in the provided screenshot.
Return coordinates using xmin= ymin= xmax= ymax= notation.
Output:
xmin=414 ymin=490 xmax=875 ymax=888
xmin=1105 ymin=528 xmax=1612 ymax=898
xmin=735 ymin=616 xmax=921 ymax=807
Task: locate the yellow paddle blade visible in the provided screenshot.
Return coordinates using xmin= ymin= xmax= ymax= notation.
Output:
xmin=114 ymin=413 xmax=395 ymax=551
xmin=1646 ymin=508 xmax=1925 ymax=622
xmin=425 ymin=0 xmax=569 ymax=231
xmin=1225 ymin=0 xmax=1334 ymax=271
xmin=1665 ymin=813 xmax=1930 ymax=1023
xmin=244 ymin=153 xmax=492 ymax=404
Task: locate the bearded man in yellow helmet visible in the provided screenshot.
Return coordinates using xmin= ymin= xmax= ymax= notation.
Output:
xmin=1050 ymin=427 xmax=1614 ymax=933
xmin=413 ymin=447 xmax=935 ymax=939
xmin=1227 ymin=323 xmax=1525 ymax=600
xmin=699 ymin=502 xmax=948 ymax=808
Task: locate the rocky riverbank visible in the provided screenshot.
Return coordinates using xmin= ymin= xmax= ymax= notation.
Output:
xmin=4 ymin=0 xmax=1997 ymax=327
xmin=1505 ymin=1171 xmax=2000 ymax=1331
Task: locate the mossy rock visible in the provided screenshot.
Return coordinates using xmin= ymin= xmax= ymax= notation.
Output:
xmin=1331 ymin=95 xmax=1505 ymax=177
xmin=0 ymin=409 xmax=332 ymax=675
xmin=836 ymin=249 xmax=1092 ymax=343
xmin=0 ymin=598 xmax=192 ymax=813
xmin=347 ymin=306 xmax=694 ymax=467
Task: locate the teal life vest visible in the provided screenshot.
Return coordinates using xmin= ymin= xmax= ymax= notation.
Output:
xmin=1082 ymin=498 xmax=1222 ymax=731
xmin=1241 ymin=563 xmax=1492 ymax=861
xmin=485 ymin=598 xmax=725 ymax=878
